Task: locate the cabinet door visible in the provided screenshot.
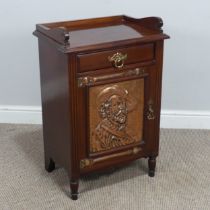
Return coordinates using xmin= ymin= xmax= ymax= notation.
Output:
xmin=77 ymin=66 xmax=157 ymax=171
xmin=89 ymin=78 xmax=144 ymax=153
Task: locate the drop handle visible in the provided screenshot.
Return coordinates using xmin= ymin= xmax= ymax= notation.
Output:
xmin=108 ymin=52 xmax=127 ymax=69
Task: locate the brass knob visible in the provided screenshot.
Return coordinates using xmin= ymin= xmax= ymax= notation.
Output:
xmin=108 ymin=52 xmax=127 ymax=69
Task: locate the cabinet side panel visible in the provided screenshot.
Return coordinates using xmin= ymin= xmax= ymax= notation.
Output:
xmin=38 ymin=39 xmax=71 ymax=169
xmin=152 ymin=40 xmax=164 ymax=156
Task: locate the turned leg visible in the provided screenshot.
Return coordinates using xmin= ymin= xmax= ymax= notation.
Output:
xmin=148 ymin=156 xmax=156 ymax=177
xmin=70 ymin=179 xmax=79 ymax=200
xmin=45 ymin=157 xmax=55 ymax=172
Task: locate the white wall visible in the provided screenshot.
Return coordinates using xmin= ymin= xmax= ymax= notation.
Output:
xmin=0 ymin=0 xmax=210 ymax=128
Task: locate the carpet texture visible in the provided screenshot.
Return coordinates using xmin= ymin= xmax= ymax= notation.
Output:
xmin=0 ymin=124 xmax=209 ymax=210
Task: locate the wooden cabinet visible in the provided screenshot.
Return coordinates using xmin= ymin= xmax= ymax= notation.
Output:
xmin=33 ymin=15 xmax=169 ymax=200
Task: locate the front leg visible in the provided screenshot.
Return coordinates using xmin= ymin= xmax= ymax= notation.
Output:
xmin=70 ymin=179 xmax=79 ymax=200
xmin=148 ymin=156 xmax=157 ymax=177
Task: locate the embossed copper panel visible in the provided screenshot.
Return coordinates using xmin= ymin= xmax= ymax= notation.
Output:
xmin=89 ymin=78 xmax=144 ymax=153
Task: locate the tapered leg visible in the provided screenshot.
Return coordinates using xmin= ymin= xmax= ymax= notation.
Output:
xmin=70 ymin=179 xmax=79 ymax=200
xmin=148 ymin=156 xmax=156 ymax=177
xmin=45 ymin=157 xmax=55 ymax=172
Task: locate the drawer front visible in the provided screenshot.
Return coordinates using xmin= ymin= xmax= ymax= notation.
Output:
xmin=77 ymin=44 xmax=154 ymax=72
xmin=77 ymin=66 xmax=158 ymax=173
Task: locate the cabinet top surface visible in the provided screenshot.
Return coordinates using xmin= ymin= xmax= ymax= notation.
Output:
xmin=68 ymin=24 xmax=142 ymax=47
xmin=34 ymin=15 xmax=169 ymax=53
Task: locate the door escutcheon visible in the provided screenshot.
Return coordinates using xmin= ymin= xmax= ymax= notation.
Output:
xmin=147 ymin=99 xmax=155 ymax=120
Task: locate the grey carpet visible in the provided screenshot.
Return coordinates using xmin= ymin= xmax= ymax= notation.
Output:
xmin=0 ymin=124 xmax=209 ymax=210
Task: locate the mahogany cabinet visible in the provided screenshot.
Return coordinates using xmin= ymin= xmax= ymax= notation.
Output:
xmin=33 ymin=15 xmax=169 ymax=200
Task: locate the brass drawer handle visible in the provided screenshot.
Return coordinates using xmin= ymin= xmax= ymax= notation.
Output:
xmin=108 ymin=52 xmax=127 ymax=69
xmin=78 ymin=68 xmax=145 ymax=87
xmin=80 ymin=146 xmax=142 ymax=169
xmin=147 ymin=99 xmax=155 ymax=120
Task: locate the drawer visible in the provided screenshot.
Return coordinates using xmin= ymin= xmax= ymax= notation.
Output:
xmin=77 ymin=43 xmax=155 ymax=72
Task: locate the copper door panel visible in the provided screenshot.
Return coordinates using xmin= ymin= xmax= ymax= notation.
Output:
xmin=89 ymin=78 xmax=144 ymax=153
